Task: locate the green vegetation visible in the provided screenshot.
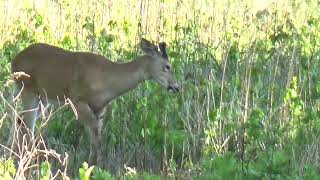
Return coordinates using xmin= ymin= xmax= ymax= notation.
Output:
xmin=1 ymin=0 xmax=320 ymax=179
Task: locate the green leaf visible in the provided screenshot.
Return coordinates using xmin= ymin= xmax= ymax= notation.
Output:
xmin=79 ymin=162 xmax=94 ymax=180
xmin=40 ymin=161 xmax=51 ymax=180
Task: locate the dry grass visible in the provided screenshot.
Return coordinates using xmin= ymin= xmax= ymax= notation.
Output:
xmin=0 ymin=85 xmax=73 ymax=179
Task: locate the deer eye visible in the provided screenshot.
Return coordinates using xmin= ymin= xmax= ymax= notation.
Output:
xmin=163 ymin=65 xmax=170 ymax=72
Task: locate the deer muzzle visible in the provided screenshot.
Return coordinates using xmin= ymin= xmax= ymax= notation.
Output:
xmin=168 ymin=83 xmax=180 ymax=93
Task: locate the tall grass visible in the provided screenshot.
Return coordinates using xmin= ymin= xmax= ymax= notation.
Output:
xmin=1 ymin=0 xmax=320 ymax=178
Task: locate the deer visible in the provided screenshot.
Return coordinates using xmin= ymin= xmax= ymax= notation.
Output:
xmin=10 ymin=38 xmax=179 ymax=166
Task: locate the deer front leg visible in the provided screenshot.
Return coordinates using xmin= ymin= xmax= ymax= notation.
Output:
xmin=74 ymin=102 xmax=103 ymax=166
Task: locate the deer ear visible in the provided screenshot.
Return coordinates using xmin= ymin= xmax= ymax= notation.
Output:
xmin=140 ymin=38 xmax=158 ymax=55
xmin=158 ymin=42 xmax=168 ymax=59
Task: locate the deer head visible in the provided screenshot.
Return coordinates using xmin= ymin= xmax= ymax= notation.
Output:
xmin=140 ymin=38 xmax=179 ymax=93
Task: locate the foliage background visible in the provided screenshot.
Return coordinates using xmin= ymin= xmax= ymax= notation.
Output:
xmin=1 ymin=0 xmax=320 ymax=179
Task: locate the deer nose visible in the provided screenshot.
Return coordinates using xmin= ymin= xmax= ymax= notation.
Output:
xmin=168 ymin=83 xmax=180 ymax=93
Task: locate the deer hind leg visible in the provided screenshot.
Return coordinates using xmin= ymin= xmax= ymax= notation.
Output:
xmin=20 ymin=89 xmax=39 ymax=133
xmin=74 ymin=102 xmax=103 ymax=166
xmin=9 ymin=88 xmax=39 ymax=156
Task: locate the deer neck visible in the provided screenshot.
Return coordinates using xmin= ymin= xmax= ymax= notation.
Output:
xmin=102 ymin=57 xmax=150 ymax=100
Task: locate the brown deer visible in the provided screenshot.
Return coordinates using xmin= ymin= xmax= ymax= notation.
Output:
xmin=11 ymin=38 xmax=179 ymax=165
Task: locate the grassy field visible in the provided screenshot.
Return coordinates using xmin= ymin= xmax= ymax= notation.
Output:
xmin=1 ymin=0 xmax=320 ymax=179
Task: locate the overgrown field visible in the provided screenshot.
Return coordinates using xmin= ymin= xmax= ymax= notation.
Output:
xmin=1 ymin=0 xmax=320 ymax=179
